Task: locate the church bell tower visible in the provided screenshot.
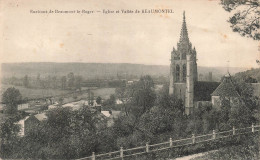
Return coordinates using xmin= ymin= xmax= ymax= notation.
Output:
xmin=169 ymin=12 xmax=198 ymax=115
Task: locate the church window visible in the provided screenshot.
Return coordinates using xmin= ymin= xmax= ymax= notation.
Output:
xmin=176 ymin=65 xmax=180 ymax=82
xmin=183 ymin=64 xmax=186 ymax=81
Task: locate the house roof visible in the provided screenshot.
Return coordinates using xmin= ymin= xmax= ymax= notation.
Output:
xmin=211 ymin=75 xmax=240 ymax=97
xmin=17 ymin=116 xmax=30 ymax=124
xmin=101 ymin=111 xmax=111 ymax=117
xmin=25 ymin=115 xmax=40 ymax=122
xmin=34 ymin=113 xmax=47 ymax=121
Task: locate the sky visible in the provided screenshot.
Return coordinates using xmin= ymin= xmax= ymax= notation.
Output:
xmin=0 ymin=0 xmax=259 ymax=68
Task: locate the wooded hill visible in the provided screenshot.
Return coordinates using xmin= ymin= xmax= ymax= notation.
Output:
xmin=234 ymin=68 xmax=260 ymax=82
xmin=1 ymin=62 xmax=249 ymax=81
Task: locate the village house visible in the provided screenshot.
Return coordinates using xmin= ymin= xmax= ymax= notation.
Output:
xmin=101 ymin=110 xmax=122 ymax=127
xmin=211 ymin=74 xmax=240 ymax=109
xmin=16 ymin=112 xmax=47 ymax=136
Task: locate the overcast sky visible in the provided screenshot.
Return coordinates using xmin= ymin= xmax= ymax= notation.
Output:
xmin=0 ymin=0 xmax=259 ymax=68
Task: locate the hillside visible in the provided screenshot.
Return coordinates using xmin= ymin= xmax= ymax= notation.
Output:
xmin=1 ymin=63 xmax=168 ymax=79
xmin=1 ymin=62 xmax=249 ymax=81
xmin=234 ymin=68 xmax=260 ymax=82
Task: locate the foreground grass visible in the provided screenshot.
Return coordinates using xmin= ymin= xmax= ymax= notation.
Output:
xmin=192 ymin=135 xmax=259 ymax=160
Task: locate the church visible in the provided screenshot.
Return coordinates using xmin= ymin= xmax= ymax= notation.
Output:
xmin=169 ymin=12 xmax=221 ymax=115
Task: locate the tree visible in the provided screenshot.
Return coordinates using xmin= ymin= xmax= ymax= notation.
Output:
xmin=2 ymin=87 xmax=22 ymax=114
xmin=137 ymin=94 xmax=184 ymax=137
xmin=115 ymin=87 xmax=131 ymax=115
xmin=23 ymin=75 xmax=29 ymax=88
xmin=46 ymin=75 xmax=52 ymax=88
xmin=37 ymin=73 xmax=40 ymax=81
xmin=108 ymin=94 xmax=116 ymax=105
xmin=131 ymin=75 xmax=156 ymax=114
xmin=220 ymin=0 xmax=259 ymax=40
xmin=256 ymin=60 xmax=260 ymax=66
xmin=244 ymin=76 xmax=258 ymax=83
xmin=234 ymin=68 xmax=260 ymax=82
xmin=17 ymin=107 xmax=101 ymax=159
xmin=103 ymin=94 xmax=116 ymax=107
xmin=75 ymin=75 xmax=83 ymax=91
xmin=232 ymin=81 xmax=259 ymax=126
xmin=51 ymin=76 xmax=58 ymax=89
xmin=0 ymin=119 xmax=20 ymax=158
xmin=61 ymin=76 xmax=67 ymax=90
xmin=36 ymin=73 xmax=41 ymax=87
xmin=229 ymin=102 xmax=253 ymax=128
xmin=96 ymin=96 xmax=102 ymax=104
xmin=202 ymin=108 xmax=220 ymax=133
xmin=58 ymin=97 xmax=64 ymax=107
xmin=115 ymin=75 xmax=156 ymax=116
xmin=88 ymin=91 xmax=95 ymax=106
xmin=67 ymin=72 xmax=75 ymax=89
xmin=10 ymin=76 xmax=17 ymax=85
xmin=156 ymin=83 xmax=184 ymax=113
xmin=218 ymin=97 xmax=233 ymax=130
xmin=214 ymin=80 xmax=259 ymax=130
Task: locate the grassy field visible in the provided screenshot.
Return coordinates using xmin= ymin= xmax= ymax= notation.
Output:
xmin=0 ymin=84 xmax=116 ymax=102
xmin=0 ymin=85 xmax=71 ymax=101
xmin=92 ymin=88 xmax=116 ymax=99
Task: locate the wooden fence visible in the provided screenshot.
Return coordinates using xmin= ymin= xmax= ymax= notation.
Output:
xmin=76 ymin=124 xmax=260 ymax=160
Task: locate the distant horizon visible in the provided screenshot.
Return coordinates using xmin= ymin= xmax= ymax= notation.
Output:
xmin=0 ymin=61 xmax=256 ymax=69
xmin=0 ymin=62 xmax=255 ymax=84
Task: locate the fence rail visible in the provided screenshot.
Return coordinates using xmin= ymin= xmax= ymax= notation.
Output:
xmin=76 ymin=124 xmax=260 ymax=160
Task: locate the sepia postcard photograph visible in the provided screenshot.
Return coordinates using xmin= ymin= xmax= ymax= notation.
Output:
xmin=0 ymin=0 xmax=259 ymax=159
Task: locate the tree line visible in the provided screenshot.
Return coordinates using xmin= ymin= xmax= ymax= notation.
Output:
xmin=3 ymin=72 xmax=129 ymax=90
xmin=3 ymin=72 xmax=83 ymax=90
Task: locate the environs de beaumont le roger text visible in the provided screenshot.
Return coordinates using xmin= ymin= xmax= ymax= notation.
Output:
xmin=30 ymin=9 xmax=174 ymax=14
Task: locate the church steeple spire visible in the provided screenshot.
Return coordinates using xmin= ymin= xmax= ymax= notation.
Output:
xmin=179 ymin=11 xmax=189 ymax=43
xmin=170 ymin=11 xmax=197 ymax=115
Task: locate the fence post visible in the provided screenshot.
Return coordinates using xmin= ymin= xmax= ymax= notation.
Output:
xmin=146 ymin=143 xmax=149 ymax=153
xmin=120 ymin=147 xmax=123 ymax=159
xmin=233 ymin=126 xmax=235 ymax=135
xmin=92 ymin=152 xmax=95 ymax=160
xmin=169 ymin=138 xmax=173 ymax=147
xmin=213 ymin=130 xmax=216 ymax=139
xmin=252 ymin=123 xmax=255 ymax=133
xmin=192 ymin=134 xmax=195 ymax=144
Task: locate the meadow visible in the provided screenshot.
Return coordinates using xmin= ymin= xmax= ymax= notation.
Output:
xmin=0 ymin=84 xmax=116 ymax=102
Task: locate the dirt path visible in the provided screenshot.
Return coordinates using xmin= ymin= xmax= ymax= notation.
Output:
xmin=173 ymin=150 xmax=217 ymax=160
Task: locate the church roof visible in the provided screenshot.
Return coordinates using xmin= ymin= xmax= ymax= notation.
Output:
xmin=211 ymin=74 xmax=240 ymax=97
xmin=194 ymin=81 xmax=220 ymax=101
xmin=179 ymin=11 xmax=189 ymax=43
